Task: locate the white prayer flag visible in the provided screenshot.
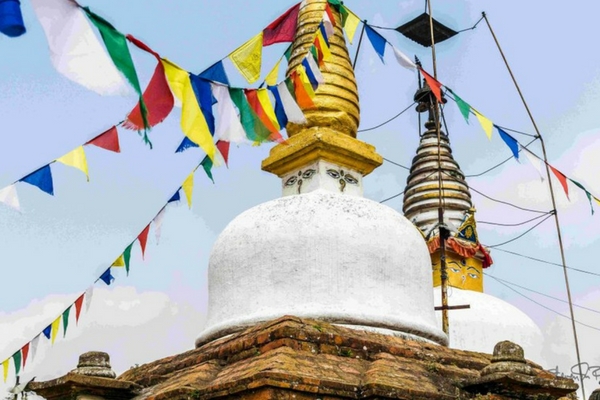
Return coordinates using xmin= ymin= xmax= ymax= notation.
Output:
xmin=523 ymin=147 xmax=545 ymax=181
xmin=305 ymin=55 xmax=325 ymax=84
xmin=84 ymin=286 xmax=94 ymax=311
xmin=276 ymin=81 xmax=307 ymax=124
xmin=30 ymin=334 xmax=41 ymax=362
xmin=393 ymin=46 xmax=416 ymax=70
xmin=211 ymin=83 xmax=248 ymax=144
xmin=0 ymin=185 xmax=20 ymax=211
xmin=153 ymin=207 xmax=167 ymax=244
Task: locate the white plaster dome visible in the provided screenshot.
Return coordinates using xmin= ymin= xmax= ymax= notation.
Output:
xmin=433 ymin=287 xmax=545 ymax=364
xmin=196 ymin=189 xmax=448 ymax=347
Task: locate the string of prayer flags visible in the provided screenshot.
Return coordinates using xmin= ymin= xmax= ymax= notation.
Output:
xmin=212 ymin=83 xmax=248 ymax=144
xmin=420 ymin=68 xmax=442 ymax=103
xmin=162 ymin=59 xmax=217 ymax=161
xmin=473 ymin=109 xmax=493 ymax=140
xmin=365 ymin=25 xmax=386 ymax=63
xmin=30 ymin=0 xmax=130 ymax=96
xmin=124 ymin=35 xmax=175 ymax=131
xmin=19 ymin=165 xmax=54 ymax=196
xmin=83 ymin=8 xmax=150 ymax=138
xmin=86 ymin=126 xmax=121 ymax=153
xmin=263 ymin=3 xmax=300 ymax=46
xmin=495 ymin=126 xmax=519 ymax=160
xmin=199 ymin=61 xmax=230 ymax=86
xmin=230 ymin=32 xmax=264 ymax=84
xmin=549 ymin=165 xmax=570 ymax=200
xmin=0 ymin=184 xmax=20 ymax=212
xmin=56 ymin=146 xmax=89 ymax=181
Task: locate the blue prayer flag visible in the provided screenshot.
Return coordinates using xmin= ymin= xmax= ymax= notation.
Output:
xmin=168 ymin=190 xmax=181 ymax=203
xmin=365 ymin=25 xmax=386 ymax=63
xmin=189 ymin=74 xmax=216 ymax=136
xmin=496 ymin=125 xmax=519 ymax=161
xmin=268 ymin=85 xmax=288 ymax=128
xmin=99 ymin=268 xmax=114 ymax=286
xmin=20 ymin=164 xmax=54 ymax=195
xmin=199 ymin=61 xmax=230 ymax=86
xmin=42 ymin=325 xmax=51 ymax=339
xmin=175 ymin=136 xmax=199 ymax=153
xmin=301 ymin=58 xmax=319 ymax=91
xmin=319 ymin=22 xmax=329 ymax=46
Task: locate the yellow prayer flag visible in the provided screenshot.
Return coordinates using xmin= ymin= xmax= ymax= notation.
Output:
xmin=162 ymin=59 xmax=216 ymax=161
xmin=111 ymin=254 xmax=125 ymax=267
xmin=297 ymin=66 xmax=316 ymax=99
xmin=344 ymin=10 xmax=361 ymax=44
xmin=2 ymin=359 xmax=8 ymax=383
xmin=229 ymin=32 xmax=264 ymax=84
xmin=265 ymin=59 xmax=281 ymax=87
xmin=316 ymin=30 xmax=332 ymax=62
xmin=56 ymin=146 xmax=89 ymax=181
xmin=51 ymin=316 xmax=61 ymax=344
xmin=182 ymin=172 xmax=194 ymax=209
xmin=256 ymin=88 xmax=280 ymax=131
xmin=473 ymin=110 xmax=493 ymax=140
xmin=595 ymin=197 xmax=600 ymax=207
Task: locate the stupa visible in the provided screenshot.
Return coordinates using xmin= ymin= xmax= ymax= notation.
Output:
xmin=403 ymin=82 xmax=545 ymax=362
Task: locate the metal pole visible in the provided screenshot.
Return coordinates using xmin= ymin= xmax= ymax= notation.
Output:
xmin=352 ymin=21 xmax=367 ymax=69
xmin=427 ymin=0 xmax=449 ymax=336
xmin=482 ymin=12 xmax=585 ymax=399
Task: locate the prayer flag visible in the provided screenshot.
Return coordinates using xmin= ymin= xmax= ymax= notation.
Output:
xmin=365 ymin=25 xmax=386 ymax=63
xmin=86 ymin=126 xmax=120 ymax=153
xmin=211 ymin=83 xmax=247 ymax=144
xmin=496 ymin=126 xmax=519 ymax=160
xmin=200 ymin=141 xmax=229 ymax=182
xmin=99 ymin=268 xmax=114 ymax=285
xmin=570 ymin=179 xmax=595 ymax=215
xmin=153 ymin=208 xmax=166 ymax=244
xmin=230 ymin=32 xmax=264 ymax=84
xmin=21 ymin=343 xmax=29 ymax=369
xmin=51 ymin=316 xmax=60 ymax=344
xmin=62 ymin=306 xmax=71 ymax=337
xmin=0 ymin=184 xmax=20 ymax=212
xmin=265 ymin=59 xmax=281 ymax=87
xmin=306 ymin=53 xmax=325 ymax=84
xmin=549 ymin=165 xmax=569 ymax=200
xmin=229 ymin=88 xmax=271 ymax=142
xmin=268 ymin=85 xmax=288 ymax=128
xmin=168 ymin=190 xmax=181 ymax=203
xmin=319 ymin=23 xmax=330 ymax=47
xmin=276 ymin=80 xmax=307 ymax=124
xmin=200 ymin=155 xmax=215 ymax=183
xmin=523 ymin=148 xmax=544 ymax=181
xmin=57 ymin=146 xmax=89 ymax=181
xmin=125 ymin=35 xmax=175 ymax=131
xmin=189 ymin=75 xmax=216 ymax=136
xmin=20 ymin=165 xmax=53 ymax=196
xmin=30 ymin=335 xmax=40 ymax=362
xmin=297 ymin=66 xmax=316 ymax=99
xmin=199 ymin=61 xmax=230 ymax=85
xmin=217 ymin=141 xmax=230 ymax=166
xmin=123 ymin=242 xmax=133 ymax=275
xmin=257 ymin=88 xmax=281 ymax=131
xmin=30 ymin=0 xmax=129 ymax=95
xmin=323 ymin=3 xmax=335 ymax=38
xmin=138 ymin=225 xmax=150 ymax=259
xmin=393 ymin=46 xmax=416 ymax=69
xmin=473 ymin=109 xmax=493 ymax=140
xmin=449 ymin=89 xmax=471 ymax=123
xmin=175 ymin=136 xmax=199 ymax=153
xmin=84 ymin=8 xmax=149 ymax=132
xmin=74 ymin=293 xmax=84 ymax=324
xmin=42 ymin=325 xmax=51 ymax=340
xmin=246 ymin=89 xmax=283 ymax=143
xmin=420 ymin=68 xmax=442 ymax=103
xmin=12 ymin=351 xmax=21 ymax=376
xmin=161 ymin=59 xmax=216 ymax=161
xmin=315 ymin=30 xmax=332 ymax=62
xmin=85 ymin=286 xmax=94 ymax=311
xmin=302 ymin=58 xmax=320 ymax=91
xmin=291 ymin=71 xmax=315 ymax=109
xmin=2 ymin=359 xmax=7 ymax=383
xmin=182 ymin=173 xmax=194 ymax=208
xmin=263 ymin=3 xmax=300 ymax=46
xmin=111 ymin=254 xmax=125 ymax=267
xmin=343 ymin=9 xmax=361 ymax=44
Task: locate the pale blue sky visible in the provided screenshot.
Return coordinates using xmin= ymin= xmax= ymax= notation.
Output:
xmin=1 ymin=0 xmax=599 ymax=396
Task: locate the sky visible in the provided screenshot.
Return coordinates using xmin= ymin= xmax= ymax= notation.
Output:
xmin=1 ymin=0 xmax=599 ymax=398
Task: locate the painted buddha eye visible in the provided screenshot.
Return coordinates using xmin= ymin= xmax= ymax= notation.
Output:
xmin=468 ymin=273 xmax=479 ymax=279
xmin=285 ymin=176 xmax=298 ymax=186
xmin=450 ymin=267 xmax=460 ymax=273
xmin=302 ymin=169 xmax=316 ymax=179
xmin=344 ymin=174 xmax=358 ymax=185
xmin=327 ymin=169 xmax=340 ymax=179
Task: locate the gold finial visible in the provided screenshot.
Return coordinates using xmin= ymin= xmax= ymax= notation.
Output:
xmin=262 ymin=0 xmax=382 ymax=178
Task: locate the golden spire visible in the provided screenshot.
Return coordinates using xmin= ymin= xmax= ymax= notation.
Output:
xmin=262 ymin=0 xmax=382 ymax=180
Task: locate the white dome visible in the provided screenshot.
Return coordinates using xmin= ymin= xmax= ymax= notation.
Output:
xmin=433 ymin=287 xmax=544 ymax=364
xmin=196 ymin=189 xmax=448 ymax=346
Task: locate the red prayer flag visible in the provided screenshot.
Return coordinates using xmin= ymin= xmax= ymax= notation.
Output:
xmin=86 ymin=126 xmax=121 ymax=153
xmin=138 ymin=224 xmax=150 ymax=259
xmin=549 ymin=165 xmax=570 ymax=200
xmin=124 ymin=35 xmax=174 ymax=130
xmin=313 ymin=37 xmax=325 ymax=67
xmin=325 ymin=3 xmax=336 ymax=27
xmin=420 ymin=68 xmax=442 ymax=103
xmin=21 ymin=343 xmax=29 ymax=368
xmin=263 ymin=3 xmax=300 ymax=46
xmin=74 ymin=293 xmax=85 ymax=324
xmin=216 ymin=141 xmax=230 ymax=166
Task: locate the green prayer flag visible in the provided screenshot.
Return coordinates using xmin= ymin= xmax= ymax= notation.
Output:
xmin=84 ymin=8 xmax=151 ymax=140
xmin=310 ymin=45 xmax=319 ymax=64
xmin=12 ymin=351 xmax=21 ymax=376
xmin=123 ymin=243 xmax=133 ymax=276
xmin=62 ymin=306 xmax=71 ymax=337
xmin=284 ymin=45 xmax=293 ymax=62
xmin=285 ymin=77 xmax=297 ymax=101
xmin=570 ymin=179 xmax=595 ymax=215
xmin=339 ymin=5 xmax=349 ymax=26
xmin=201 ymin=156 xmax=214 ymax=183
xmin=449 ymin=89 xmax=471 ymax=124
xmin=228 ymin=88 xmax=271 ymax=143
